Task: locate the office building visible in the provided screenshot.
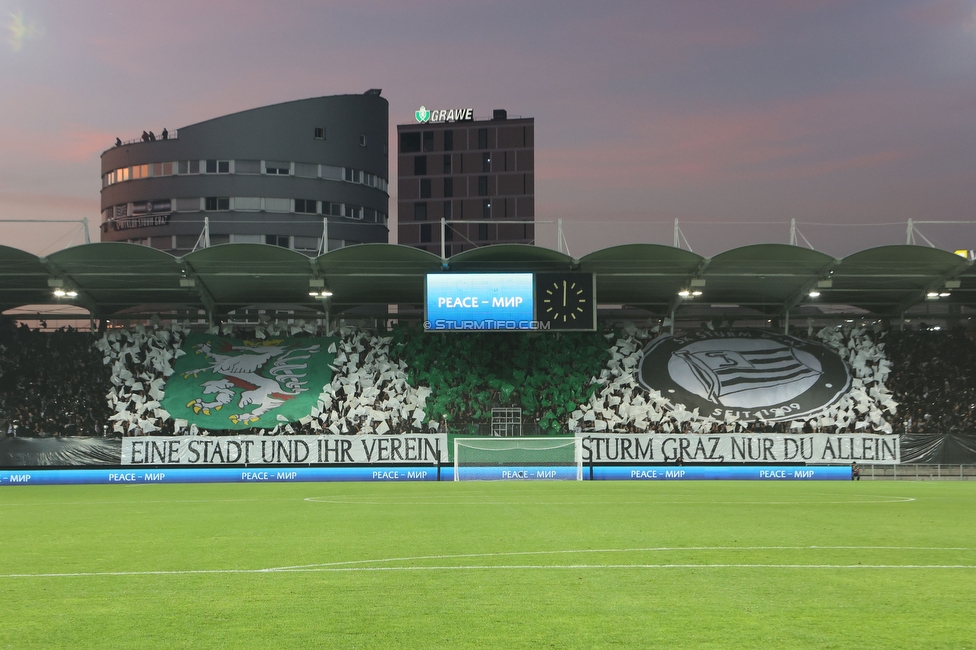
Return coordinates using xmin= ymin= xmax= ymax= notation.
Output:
xmin=397 ymin=108 xmax=534 ymax=255
xmin=100 ymin=92 xmax=389 ymax=254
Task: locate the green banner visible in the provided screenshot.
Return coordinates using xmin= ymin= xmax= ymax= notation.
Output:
xmin=161 ymin=334 xmax=337 ymax=430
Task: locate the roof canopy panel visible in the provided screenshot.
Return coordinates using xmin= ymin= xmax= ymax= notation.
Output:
xmin=579 ymin=244 xmax=705 ymax=308
xmin=0 ymin=242 xmax=971 ymax=318
xmin=825 ymin=245 xmax=969 ymax=314
xmin=317 ymin=243 xmax=442 ymax=306
xmin=448 ymin=244 xmax=574 ymax=272
xmin=703 ymin=244 xmax=836 ymax=309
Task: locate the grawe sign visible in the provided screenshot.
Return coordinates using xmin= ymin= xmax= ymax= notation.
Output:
xmin=415 ymin=106 xmax=474 ymax=123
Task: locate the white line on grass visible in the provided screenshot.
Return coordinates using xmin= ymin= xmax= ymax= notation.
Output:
xmin=302 ymin=496 xmax=917 ymax=505
xmin=266 ymin=545 xmax=974 ymax=571
xmin=3 ymin=563 xmax=975 ymax=579
xmin=4 ymin=546 xmax=974 ymax=579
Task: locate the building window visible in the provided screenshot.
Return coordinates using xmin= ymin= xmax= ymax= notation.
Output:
xmin=346 ymin=205 xmax=362 ymax=220
xmin=314 ymin=127 xmax=326 ymax=139
xmin=359 ymin=134 xmax=367 ymax=147
xmin=443 ymin=177 xmax=453 ymax=198
xmin=344 ymin=168 xmax=363 ymax=183
xmin=443 ymin=201 xmax=452 ymax=219
xmin=444 ymin=130 xmax=453 ymax=151
xmin=234 ymin=197 xmax=261 ymax=211
xmin=445 ymin=225 xmax=454 ymax=242
xmin=414 ymin=202 xmax=427 ymax=221
xmin=322 ymin=202 xmax=341 ymax=216
xmin=443 ymin=154 xmax=452 ymax=174
xmin=295 ymin=162 xmax=318 ymax=178
xmin=236 ymin=159 xmax=261 ymax=174
xmin=483 ymin=199 xmax=491 ymax=218
xmin=205 ymin=197 xmax=230 ymax=211
xmin=400 ymin=132 xmax=421 ymax=153
xmin=478 ymin=128 xmax=488 ymax=149
xmin=265 ymin=162 xmax=289 ymax=175
xmin=295 ymin=199 xmax=318 ymax=214
xmin=479 ymin=223 xmax=489 ymax=240
xmin=266 ymin=235 xmax=290 ymax=248
xmin=482 ymin=152 xmax=491 ymax=172
xmin=420 ymin=179 xmax=432 ymax=199
xmin=478 ymin=176 xmax=488 ymax=196
xmin=420 ymin=223 xmax=432 ymax=243
xmin=422 ymin=131 xmax=434 ymax=152
xmin=206 ymin=160 xmax=229 ymax=173
xmin=414 ymin=155 xmax=427 ymax=176
xmin=152 ymin=162 xmax=173 ymax=177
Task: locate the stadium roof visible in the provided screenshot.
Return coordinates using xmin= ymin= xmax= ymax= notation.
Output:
xmin=0 ymin=241 xmax=973 ymax=320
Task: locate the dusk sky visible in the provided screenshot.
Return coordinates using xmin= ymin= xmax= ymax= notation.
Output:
xmin=2 ymin=0 xmax=975 ymax=257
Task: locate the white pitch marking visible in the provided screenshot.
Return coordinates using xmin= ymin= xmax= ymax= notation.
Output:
xmin=4 ymin=563 xmax=975 ymax=579
xmin=266 ymin=545 xmax=974 ymax=571
xmin=302 ymin=496 xmax=917 ymax=505
xmin=5 ymin=545 xmax=973 ymax=579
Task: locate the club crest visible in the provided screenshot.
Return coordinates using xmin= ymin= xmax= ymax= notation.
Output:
xmin=638 ymin=330 xmax=850 ymax=422
xmin=162 ymin=334 xmax=336 ymax=429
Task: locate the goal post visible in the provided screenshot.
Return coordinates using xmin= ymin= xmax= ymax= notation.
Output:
xmin=453 ymin=437 xmax=583 ymax=481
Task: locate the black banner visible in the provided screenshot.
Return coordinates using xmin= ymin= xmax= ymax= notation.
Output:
xmin=0 ymin=437 xmax=120 ymax=467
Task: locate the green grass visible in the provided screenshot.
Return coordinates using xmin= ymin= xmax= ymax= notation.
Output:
xmin=1 ymin=480 xmax=974 ymax=649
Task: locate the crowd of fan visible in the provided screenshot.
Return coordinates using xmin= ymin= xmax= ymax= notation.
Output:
xmin=0 ymin=318 xmax=111 ymax=436
xmin=2 ymin=318 xmax=976 ymax=437
xmin=883 ymin=327 xmax=976 ymax=433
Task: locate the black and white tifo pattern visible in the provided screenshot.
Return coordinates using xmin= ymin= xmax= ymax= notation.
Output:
xmin=97 ymin=322 xmax=896 ymax=436
xmin=568 ymin=324 xmax=895 ymax=434
xmin=639 ymin=330 xmax=851 ymax=422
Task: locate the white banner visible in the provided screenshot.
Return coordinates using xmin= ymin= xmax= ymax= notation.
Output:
xmin=122 ymin=435 xmax=448 ymax=466
xmin=576 ymin=433 xmax=899 ymax=465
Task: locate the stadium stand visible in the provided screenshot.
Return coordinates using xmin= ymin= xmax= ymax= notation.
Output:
xmin=0 ymin=316 xmax=928 ymax=438
xmin=884 ymin=328 xmax=976 ymax=434
xmin=0 ymin=318 xmax=111 ymax=436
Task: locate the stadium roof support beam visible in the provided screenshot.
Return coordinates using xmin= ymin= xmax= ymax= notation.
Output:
xmin=39 ymin=257 xmax=99 ymax=317
xmin=890 ymin=260 xmax=972 ymax=317
xmin=666 ymin=257 xmax=712 ymax=321
xmin=178 ymin=260 xmax=217 ymax=320
xmin=779 ymin=258 xmax=842 ymax=318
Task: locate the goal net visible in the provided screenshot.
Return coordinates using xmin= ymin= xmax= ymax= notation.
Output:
xmin=453 ymin=437 xmax=583 ymax=481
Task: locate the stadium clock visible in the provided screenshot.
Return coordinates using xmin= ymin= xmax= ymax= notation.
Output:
xmin=535 ymin=273 xmax=596 ymax=331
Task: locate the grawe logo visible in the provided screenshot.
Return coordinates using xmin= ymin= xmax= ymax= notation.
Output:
xmin=638 ymin=330 xmax=851 ymax=422
xmin=414 ymin=106 xmax=473 ymax=123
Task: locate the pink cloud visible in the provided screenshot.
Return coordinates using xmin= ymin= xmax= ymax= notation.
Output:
xmin=536 ymin=84 xmax=935 ymax=190
xmin=0 ymin=123 xmax=116 ymax=163
xmin=899 ymin=0 xmax=973 ymax=27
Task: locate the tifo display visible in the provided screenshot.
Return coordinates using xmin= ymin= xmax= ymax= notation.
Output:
xmin=2 ymin=316 xmax=974 ymax=485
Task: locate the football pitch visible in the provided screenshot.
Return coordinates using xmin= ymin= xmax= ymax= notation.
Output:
xmin=1 ymin=481 xmax=974 ymax=649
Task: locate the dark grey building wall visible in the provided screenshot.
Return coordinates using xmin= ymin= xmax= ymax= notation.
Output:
xmin=100 ymin=93 xmax=389 ymax=252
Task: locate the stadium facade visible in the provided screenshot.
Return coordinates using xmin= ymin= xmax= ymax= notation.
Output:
xmin=99 ymin=92 xmax=390 ymax=255
xmin=397 ymin=107 xmax=534 ymax=254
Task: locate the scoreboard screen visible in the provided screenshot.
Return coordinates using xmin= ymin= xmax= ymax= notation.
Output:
xmin=424 ymin=273 xmax=595 ymax=332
